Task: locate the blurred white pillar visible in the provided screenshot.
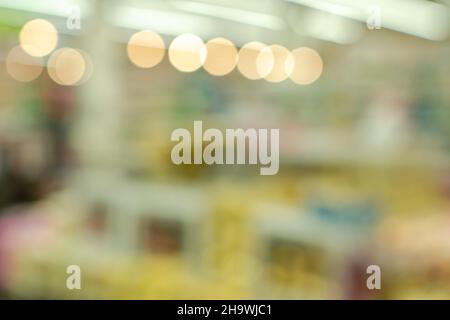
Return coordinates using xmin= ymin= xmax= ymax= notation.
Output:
xmin=75 ymin=0 xmax=123 ymax=170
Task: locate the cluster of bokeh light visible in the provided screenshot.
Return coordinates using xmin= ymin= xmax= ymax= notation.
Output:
xmin=127 ymin=31 xmax=323 ymax=85
xmin=6 ymin=22 xmax=322 ymax=86
xmin=6 ymin=19 xmax=92 ymax=86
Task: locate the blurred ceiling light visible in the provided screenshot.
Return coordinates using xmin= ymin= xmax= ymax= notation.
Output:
xmin=169 ymin=33 xmax=206 ymax=72
xmin=6 ymin=46 xmax=43 ymax=82
xmin=47 ymin=48 xmax=86 ymax=86
xmin=0 ymin=0 xmax=90 ymax=17
xmin=262 ymin=45 xmax=293 ymax=83
xmin=237 ymin=42 xmax=274 ymax=80
xmin=127 ymin=30 xmax=165 ymax=68
xmin=203 ymin=37 xmax=237 ymax=76
xmin=288 ymin=0 xmax=362 ymax=20
xmin=108 ymin=5 xmax=214 ymax=38
xmin=288 ymin=0 xmax=450 ymax=41
xmin=19 ymin=19 xmax=58 ymax=57
xmin=171 ymin=1 xmax=286 ymax=30
xmin=289 ymin=9 xmax=363 ymax=44
xmin=289 ymin=47 xmax=323 ymax=85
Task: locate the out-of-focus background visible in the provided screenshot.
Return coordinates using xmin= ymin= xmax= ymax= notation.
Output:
xmin=0 ymin=0 xmax=449 ymax=299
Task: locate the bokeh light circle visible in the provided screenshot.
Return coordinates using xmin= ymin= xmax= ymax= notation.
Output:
xmin=6 ymin=46 xmax=43 ymax=82
xmin=168 ymin=33 xmax=206 ymax=72
xmin=127 ymin=30 xmax=165 ymax=68
xmin=203 ymin=37 xmax=237 ymax=76
xmin=47 ymin=48 xmax=86 ymax=86
xmin=237 ymin=41 xmax=274 ymax=80
xmin=19 ymin=19 xmax=58 ymax=57
xmin=289 ymin=47 xmax=323 ymax=85
xmin=263 ymin=45 xmax=293 ymax=83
